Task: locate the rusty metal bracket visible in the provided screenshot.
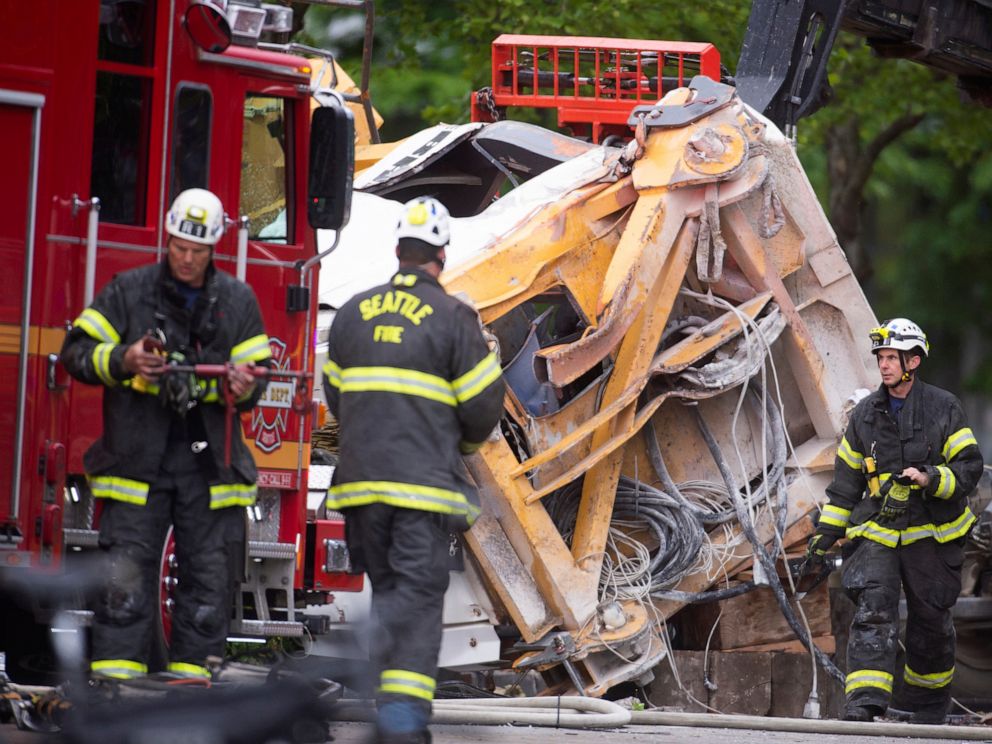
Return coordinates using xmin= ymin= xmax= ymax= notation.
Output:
xmin=626 ymin=75 xmax=736 ymax=130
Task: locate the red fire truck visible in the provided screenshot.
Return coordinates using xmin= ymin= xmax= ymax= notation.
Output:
xmin=0 ymin=0 xmax=359 ymax=680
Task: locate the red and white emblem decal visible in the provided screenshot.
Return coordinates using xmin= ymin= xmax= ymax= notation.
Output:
xmin=248 ymin=337 xmax=295 ymax=453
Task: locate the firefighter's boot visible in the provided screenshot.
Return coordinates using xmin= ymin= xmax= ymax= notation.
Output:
xmin=843 ymin=703 xmax=882 ymax=722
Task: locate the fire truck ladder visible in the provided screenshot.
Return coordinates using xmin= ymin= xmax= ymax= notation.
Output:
xmin=471 ymin=34 xmax=722 ymax=143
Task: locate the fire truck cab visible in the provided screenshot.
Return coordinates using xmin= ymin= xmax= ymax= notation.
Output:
xmin=0 ymin=0 xmax=356 ymax=680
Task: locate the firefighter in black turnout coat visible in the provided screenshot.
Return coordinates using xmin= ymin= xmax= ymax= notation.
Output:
xmin=323 ymin=197 xmax=504 ymax=744
xmin=807 ymin=318 xmax=983 ymax=723
xmin=61 ymin=188 xmax=272 ymax=681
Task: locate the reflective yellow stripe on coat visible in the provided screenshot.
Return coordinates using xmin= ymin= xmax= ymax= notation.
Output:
xmin=92 ymin=342 xmax=117 ymax=386
xmin=932 ymin=465 xmax=956 ymax=500
xmin=323 ymin=359 xmax=342 ymax=388
xmin=337 ymin=366 xmax=457 ymax=406
xmin=847 ymin=508 xmax=976 ymax=547
xmin=327 ymin=480 xmax=480 ymax=522
xmin=942 ymin=427 xmax=978 ymax=462
xmin=74 ymin=308 xmax=121 ymax=344
xmin=230 ymin=334 xmax=272 ymax=365
xmin=819 ymin=504 xmax=851 ymax=529
xmin=451 ymin=352 xmax=501 ymax=403
xmin=900 ymin=508 xmax=976 ymax=545
xmin=836 ymin=436 xmax=864 ymax=471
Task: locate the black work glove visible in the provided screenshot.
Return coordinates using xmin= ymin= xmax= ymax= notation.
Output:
xmin=160 ymin=352 xmax=198 ymax=416
xmin=878 ymin=476 xmax=912 ymax=524
xmin=805 ymin=531 xmax=839 ymax=566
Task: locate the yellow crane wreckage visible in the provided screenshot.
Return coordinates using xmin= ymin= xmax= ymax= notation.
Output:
xmin=423 ymin=76 xmax=879 ymax=696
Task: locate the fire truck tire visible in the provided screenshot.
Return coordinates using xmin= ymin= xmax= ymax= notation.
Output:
xmin=951 ymin=627 xmax=992 ymax=702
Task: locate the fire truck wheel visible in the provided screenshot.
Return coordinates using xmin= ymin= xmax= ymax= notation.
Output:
xmin=150 ymin=526 xmax=178 ymax=673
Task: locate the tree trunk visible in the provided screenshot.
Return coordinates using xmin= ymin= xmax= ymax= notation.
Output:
xmin=826 ymin=118 xmax=868 ymax=280
xmin=824 ymin=112 xmax=926 ymax=283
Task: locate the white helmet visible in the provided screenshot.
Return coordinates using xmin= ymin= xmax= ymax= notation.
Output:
xmin=869 ymin=318 xmax=929 ymax=357
xmin=395 ymin=197 xmax=450 ymax=247
xmin=165 ymin=188 xmax=225 ymax=246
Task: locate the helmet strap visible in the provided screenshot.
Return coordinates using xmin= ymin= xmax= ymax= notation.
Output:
xmin=899 ymin=351 xmax=914 ymax=383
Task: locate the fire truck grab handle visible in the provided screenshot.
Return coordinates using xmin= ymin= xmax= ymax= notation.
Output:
xmin=72 ymin=195 xmax=101 ymax=305
xmin=236 ymin=215 xmax=249 ymax=282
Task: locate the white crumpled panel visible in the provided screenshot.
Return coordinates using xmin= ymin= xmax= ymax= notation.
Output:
xmin=318 ymin=146 xmax=612 ymax=309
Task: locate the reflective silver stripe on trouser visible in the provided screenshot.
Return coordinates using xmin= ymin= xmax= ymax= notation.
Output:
xmin=88 ymin=475 xmax=150 ymax=506
xmin=208 ymin=483 xmax=257 ymax=509
xmin=904 ymin=665 xmax=954 ymax=689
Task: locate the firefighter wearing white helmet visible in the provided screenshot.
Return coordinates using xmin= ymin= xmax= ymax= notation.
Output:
xmin=394 ymin=196 xmax=451 ymax=274
xmin=165 ymin=187 xmax=226 ymax=246
xmin=869 ymin=317 xmax=929 ymax=385
xmin=322 ymin=195 xmax=504 ymax=744
xmin=807 ymin=316 xmax=983 ymax=724
xmin=60 ymin=186 xmax=273 ymax=683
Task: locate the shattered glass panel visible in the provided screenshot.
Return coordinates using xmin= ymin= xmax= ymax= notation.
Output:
xmin=241 ymin=95 xmax=291 ymax=243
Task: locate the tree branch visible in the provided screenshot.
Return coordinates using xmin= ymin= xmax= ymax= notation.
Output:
xmin=851 ymin=111 xmax=926 ymax=191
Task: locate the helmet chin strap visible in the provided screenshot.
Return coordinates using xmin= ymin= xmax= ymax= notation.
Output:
xmin=897 ymin=350 xmax=914 ymax=384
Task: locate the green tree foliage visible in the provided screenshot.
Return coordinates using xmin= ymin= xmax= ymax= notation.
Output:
xmin=300 ymin=1 xmax=748 ymax=137
xmin=299 ymin=2 xmax=992 ymax=393
xmin=797 ymin=34 xmax=991 ymax=392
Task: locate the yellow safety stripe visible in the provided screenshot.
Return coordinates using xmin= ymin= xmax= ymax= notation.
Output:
xmin=230 ymin=334 xmax=272 ymax=365
xmin=933 ymin=465 xmax=956 ymax=500
xmin=819 ymin=504 xmax=851 ymax=529
xmin=378 ymin=669 xmax=435 ymax=702
xmin=92 ymin=342 xmax=118 ymax=386
xmin=451 ymin=351 xmax=502 ymax=404
xmin=837 ymin=436 xmax=864 ymax=471
xmin=901 ymin=508 xmax=976 ymax=546
xmin=167 ymin=662 xmax=211 ymax=679
xmin=201 ymin=379 xmax=220 ymax=403
xmin=88 ymin=475 xmax=150 ymax=506
xmin=123 ymin=376 xmax=160 ymax=395
xmin=942 ymin=427 xmax=978 ymax=462
xmin=91 ymin=659 xmax=148 ymax=679
xmin=847 ymin=508 xmax=977 ymax=547
xmin=338 ymin=366 xmax=457 ymax=406
xmin=904 ymin=665 xmax=954 ymax=689
xmin=323 ymin=359 xmax=342 ymax=388
xmin=75 ymin=308 xmax=121 ymax=344
xmin=327 ymin=480 xmax=480 ymax=521
xmin=846 ymin=520 xmax=900 ymax=548
xmin=845 ymin=668 xmax=893 ymax=695
xmin=209 ymin=483 xmax=257 ymax=509
xmin=459 ymin=440 xmax=484 ymax=455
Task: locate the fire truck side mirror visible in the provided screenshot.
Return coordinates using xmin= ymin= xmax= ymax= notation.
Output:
xmin=184 ymin=0 xmax=232 ymax=53
xmin=308 ymin=104 xmax=354 ymax=231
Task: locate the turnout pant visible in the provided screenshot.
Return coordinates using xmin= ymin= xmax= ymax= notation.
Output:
xmin=842 ymin=536 xmax=964 ymax=715
xmin=91 ymin=449 xmax=245 ymax=678
xmin=345 ymin=504 xmax=451 ymax=728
